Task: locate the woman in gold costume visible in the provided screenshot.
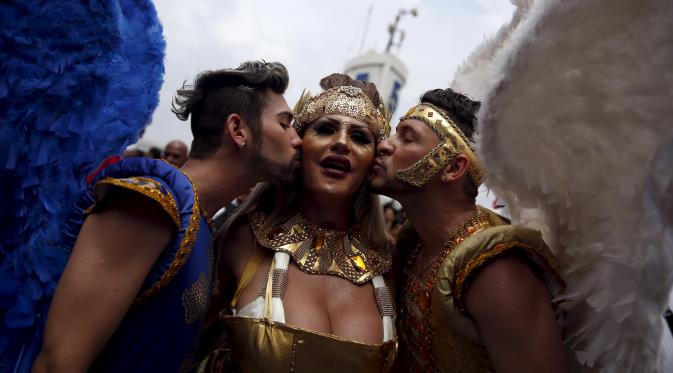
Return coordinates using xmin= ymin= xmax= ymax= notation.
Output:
xmin=198 ymin=73 xmax=396 ymax=372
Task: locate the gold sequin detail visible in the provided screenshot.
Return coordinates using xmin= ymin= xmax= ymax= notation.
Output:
xmin=182 ymin=272 xmax=211 ymax=324
xmin=250 ymin=212 xmax=392 ymax=284
xmin=86 ymin=176 xmax=180 ymax=228
xmin=396 ymin=103 xmax=485 ymax=187
xmin=294 ymin=86 xmax=390 ymax=142
xmin=400 ymin=207 xmax=496 ymax=371
xmin=453 ymin=241 xmax=567 ymax=312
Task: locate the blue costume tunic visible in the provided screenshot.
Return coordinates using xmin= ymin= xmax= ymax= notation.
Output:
xmin=75 ymin=158 xmax=214 ymax=372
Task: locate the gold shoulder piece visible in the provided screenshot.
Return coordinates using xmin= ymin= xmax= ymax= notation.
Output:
xmin=451 ymin=229 xmax=566 ymax=311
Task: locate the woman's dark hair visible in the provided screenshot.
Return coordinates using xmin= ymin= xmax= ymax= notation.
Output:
xmin=420 ymin=88 xmax=480 ymax=140
xmin=171 ymin=60 xmax=289 ymax=158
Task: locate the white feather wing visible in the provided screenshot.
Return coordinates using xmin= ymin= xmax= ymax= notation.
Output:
xmin=454 ymin=0 xmax=673 ymax=371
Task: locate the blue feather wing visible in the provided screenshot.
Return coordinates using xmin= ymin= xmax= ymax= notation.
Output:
xmin=0 ymin=1 xmax=165 ymax=371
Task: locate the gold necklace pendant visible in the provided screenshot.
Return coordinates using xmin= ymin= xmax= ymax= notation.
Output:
xmin=250 ymin=212 xmax=392 ymax=285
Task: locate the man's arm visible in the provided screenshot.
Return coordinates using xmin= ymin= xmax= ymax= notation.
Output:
xmin=33 ymin=190 xmax=174 ymax=373
xmin=464 ymin=253 xmax=568 ymax=373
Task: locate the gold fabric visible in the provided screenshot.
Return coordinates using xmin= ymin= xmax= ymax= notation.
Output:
xmin=197 ymin=212 xmax=398 ymax=373
xmin=399 ymin=207 xmax=564 ymax=372
xmin=250 ymin=212 xmax=392 ymax=285
xmin=230 ymin=246 xmax=264 ymax=309
xmin=182 ymin=272 xmax=210 ymax=324
xmin=395 ymin=103 xmax=485 ymax=188
xmin=221 ymin=316 xmax=397 ymax=373
xmin=294 ymin=86 xmax=390 ymax=142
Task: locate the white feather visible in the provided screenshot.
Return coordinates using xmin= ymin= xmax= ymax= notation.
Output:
xmin=453 ymin=0 xmax=673 ymax=371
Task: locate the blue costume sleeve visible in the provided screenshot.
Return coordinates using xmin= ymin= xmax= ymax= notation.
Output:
xmin=0 ymin=1 xmax=165 ymax=371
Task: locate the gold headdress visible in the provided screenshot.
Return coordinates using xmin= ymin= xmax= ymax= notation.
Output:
xmin=396 ymin=103 xmax=485 ymax=187
xmin=294 ymin=86 xmax=390 ymax=142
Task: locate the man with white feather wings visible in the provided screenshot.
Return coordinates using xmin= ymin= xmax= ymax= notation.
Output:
xmin=374 ymin=0 xmax=673 ymax=371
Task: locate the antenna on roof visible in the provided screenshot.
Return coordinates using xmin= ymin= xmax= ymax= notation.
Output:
xmin=385 ymin=8 xmax=418 ymax=54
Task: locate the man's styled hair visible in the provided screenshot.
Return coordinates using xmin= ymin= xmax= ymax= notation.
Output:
xmin=171 ymin=61 xmax=289 ymax=159
xmin=420 ymin=88 xmax=480 ymax=141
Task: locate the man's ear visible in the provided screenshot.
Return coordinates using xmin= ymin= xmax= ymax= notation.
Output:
xmin=441 ymin=154 xmax=470 ymax=183
xmin=224 ymin=113 xmax=250 ymax=150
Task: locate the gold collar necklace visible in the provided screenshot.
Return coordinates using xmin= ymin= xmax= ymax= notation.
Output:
xmin=250 ymin=212 xmax=392 ymax=285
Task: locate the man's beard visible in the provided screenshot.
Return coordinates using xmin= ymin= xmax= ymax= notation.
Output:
xmin=251 ymin=150 xmax=298 ymax=185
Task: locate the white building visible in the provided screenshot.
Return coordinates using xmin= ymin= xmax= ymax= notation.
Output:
xmin=344 ymin=51 xmax=408 ymax=117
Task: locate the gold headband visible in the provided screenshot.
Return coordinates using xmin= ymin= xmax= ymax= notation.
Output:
xmin=395 ymin=103 xmax=485 ymax=187
xmin=294 ymin=86 xmax=390 ymax=142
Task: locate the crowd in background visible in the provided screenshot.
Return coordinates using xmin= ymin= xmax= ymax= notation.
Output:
xmin=383 ymin=201 xmax=406 ymax=244
xmin=123 ymin=139 xmax=189 ymax=168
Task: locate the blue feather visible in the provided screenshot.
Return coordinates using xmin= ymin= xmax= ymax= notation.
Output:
xmin=0 ymin=1 xmax=165 ymax=371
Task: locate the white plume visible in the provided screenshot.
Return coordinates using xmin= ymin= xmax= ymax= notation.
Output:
xmin=454 ymin=0 xmax=673 ymax=371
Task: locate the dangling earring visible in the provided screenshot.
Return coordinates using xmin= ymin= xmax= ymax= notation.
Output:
xmin=440 ymin=175 xmax=448 ymax=182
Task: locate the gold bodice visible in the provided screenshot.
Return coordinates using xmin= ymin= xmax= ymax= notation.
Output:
xmin=221 ymin=316 xmax=396 ymax=372
xmin=399 ymin=207 xmax=564 ymax=372
xmin=198 ymin=212 xmax=397 ymax=372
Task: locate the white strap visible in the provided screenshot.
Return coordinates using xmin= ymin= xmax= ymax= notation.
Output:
xmin=262 ymin=252 xmax=289 ymax=323
xmin=373 ymin=275 xmax=395 ymax=342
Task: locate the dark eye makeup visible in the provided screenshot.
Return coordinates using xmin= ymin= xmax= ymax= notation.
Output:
xmin=311 ymin=119 xmax=374 ymax=146
xmin=312 ymin=120 xmax=337 ymax=134
xmin=350 ymin=130 xmax=373 ymax=145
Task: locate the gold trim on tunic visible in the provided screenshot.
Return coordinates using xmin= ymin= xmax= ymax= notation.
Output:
xmin=135 ymin=169 xmax=210 ymax=304
xmin=453 ymin=240 xmax=567 ymax=312
xmin=86 ymin=176 xmax=181 ymax=228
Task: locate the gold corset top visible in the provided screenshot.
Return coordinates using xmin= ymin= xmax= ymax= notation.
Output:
xmin=222 ymin=316 xmax=396 ymax=373
xmin=218 ymin=213 xmax=397 ymax=372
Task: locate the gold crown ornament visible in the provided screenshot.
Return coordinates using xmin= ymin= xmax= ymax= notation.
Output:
xmin=293 ymin=86 xmax=390 ymax=143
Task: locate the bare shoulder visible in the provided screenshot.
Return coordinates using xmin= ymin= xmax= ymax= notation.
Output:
xmin=464 ymin=253 xmax=550 ymax=321
xmin=84 ymin=188 xmax=175 ymax=258
xmin=34 ymin=189 xmax=176 ymax=372
xmin=463 ymin=254 xmax=568 ymax=372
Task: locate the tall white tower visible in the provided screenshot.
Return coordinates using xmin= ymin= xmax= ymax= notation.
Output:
xmin=344 ymin=52 xmax=407 ymax=114
xmin=343 ymin=8 xmax=417 ymax=116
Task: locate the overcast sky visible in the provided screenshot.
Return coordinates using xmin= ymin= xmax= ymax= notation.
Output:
xmin=140 ymin=0 xmax=514 ymax=149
